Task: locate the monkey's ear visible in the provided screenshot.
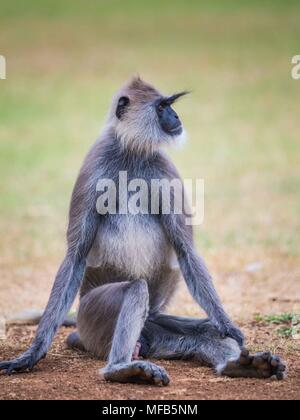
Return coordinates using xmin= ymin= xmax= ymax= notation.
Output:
xmin=116 ymin=96 xmax=130 ymax=119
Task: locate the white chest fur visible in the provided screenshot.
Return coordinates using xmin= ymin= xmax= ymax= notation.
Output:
xmin=87 ymin=215 xmax=178 ymax=279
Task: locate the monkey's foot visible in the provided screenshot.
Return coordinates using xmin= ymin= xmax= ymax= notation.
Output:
xmin=220 ymin=349 xmax=287 ymax=380
xmin=100 ymin=360 xmax=170 ymax=386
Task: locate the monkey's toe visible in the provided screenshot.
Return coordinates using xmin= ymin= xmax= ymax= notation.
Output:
xmin=269 ymin=355 xmax=287 ymax=380
xmin=100 ymin=361 xmax=170 ymax=386
xmin=250 ymin=352 xmax=287 ymax=380
xmin=221 ymin=349 xmax=287 ymax=380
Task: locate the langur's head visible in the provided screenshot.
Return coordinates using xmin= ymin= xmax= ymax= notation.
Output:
xmin=108 ymin=76 xmax=188 ymax=155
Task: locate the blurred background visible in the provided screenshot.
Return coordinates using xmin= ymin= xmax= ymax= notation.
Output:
xmin=0 ymin=0 xmax=299 ymax=321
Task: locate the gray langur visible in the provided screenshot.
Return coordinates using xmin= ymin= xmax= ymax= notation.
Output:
xmin=0 ymin=77 xmax=286 ymax=384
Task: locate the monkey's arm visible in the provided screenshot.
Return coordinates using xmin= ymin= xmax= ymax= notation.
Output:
xmin=0 ymin=174 xmax=99 ymax=374
xmin=161 ymin=213 xmax=244 ymax=346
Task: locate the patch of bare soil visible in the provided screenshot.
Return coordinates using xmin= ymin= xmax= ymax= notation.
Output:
xmin=0 ymin=322 xmax=299 ymax=400
xmin=1 ymin=251 xmax=299 ymax=321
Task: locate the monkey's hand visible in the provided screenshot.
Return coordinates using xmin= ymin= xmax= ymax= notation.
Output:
xmin=216 ymin=320 xmax=245 ymax=347
xmin=0 ymin=347 xmax=45 ymax=375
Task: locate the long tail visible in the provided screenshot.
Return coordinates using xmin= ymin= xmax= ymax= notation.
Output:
xmin=6 ymin=310 xmax=77 ymax=328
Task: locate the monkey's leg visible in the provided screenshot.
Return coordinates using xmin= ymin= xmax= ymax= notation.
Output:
xmin=66 ymin=331 xmax=142 ymax=360
xmin=75 ymin=280 xmax=169 ymax=386
xmin=141 ymin=314 xmax=286 ymax=381
xmin=100 ymin=280 xmax=169 ymax=386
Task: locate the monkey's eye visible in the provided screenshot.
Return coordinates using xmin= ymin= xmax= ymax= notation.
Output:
xmin=118 ymin=96 xmax=130 ymax=107
xmin=116 ymin=96 xmax=130 ymax=119
xmin=157 ymin=104 xmax=165 ymax=113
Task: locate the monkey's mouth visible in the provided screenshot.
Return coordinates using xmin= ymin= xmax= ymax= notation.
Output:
xmin=169 ymin=124 xmax=182 ymax=136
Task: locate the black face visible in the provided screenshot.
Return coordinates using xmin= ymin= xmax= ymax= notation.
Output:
xmin=155 ymin=97 xmax=183 ymax=136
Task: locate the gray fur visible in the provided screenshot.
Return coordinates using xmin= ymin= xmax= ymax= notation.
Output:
xmin=100 ymin=360 xmax=170 ymax=386
xmin=108 ymin=279 xmax=149 ymax=364
xmin=77 ymin=279 xmax=149 ymax=361
xmin=140 ymin=315 xmax=241 ymax=370
xmin=2 ymin=77 xmax=285 ymax=383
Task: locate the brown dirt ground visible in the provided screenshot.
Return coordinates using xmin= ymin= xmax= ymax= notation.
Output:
xmin=0 ymin=251 xmax=299 ymax=400
xmin=0 ymin=322 xmax=299 ymax=400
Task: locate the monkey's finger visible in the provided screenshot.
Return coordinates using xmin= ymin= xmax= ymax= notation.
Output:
xmin=270 ymin=355 xmax=281 ymax=367
xmin=277 ymin=363 xmax=286 ymax=372
xmin=130 ymin=366 xmax=142 ymax=376
xmin=0 ymin=361 xmax=16 ymax=375
xmin=141 ymin=365 xmax=153 ymax=379
xmin=153 ymin=370 xmax=170 ymax=386
xmin=261 ymin=351 xmax=272 ymax=361
xmin=0 ymin=355 xmax=39 ymax=375
xmin=153 ymin=374 xmax=163 ymax=385
xmin=240 ymin=355 xmax=252 ymax=366
xmin=241 ymin=348 xmax=249 ymax=357
xmin=252 ymin=356 xmax=264 ymax=367
xmin=162 ymin=373 xmax=170 ymax=386
xmin=0 ymin=361 xmax=20 ymax=375
xmin=276 ymin=371 xmax=287 ymax=381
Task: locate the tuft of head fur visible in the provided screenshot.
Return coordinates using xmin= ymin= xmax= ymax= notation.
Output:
xmin=106 ymin=76 xmax=186 ymax=156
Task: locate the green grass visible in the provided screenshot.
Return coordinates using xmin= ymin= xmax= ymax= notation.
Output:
xmin=254 ymin=313 xmax=300 ymax=338
xmin=265 ymin=313 xmax=300 ymax=324
xmin=0 ymin=0 xmax=300 ymax=261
